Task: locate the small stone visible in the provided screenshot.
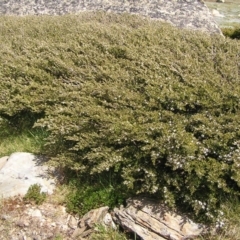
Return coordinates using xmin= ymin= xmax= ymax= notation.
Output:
xmin=51 ymin=222 xmax=56 ymax=227
xmin=46 ymin=232 xmax=54 ymax=238
xmin=24 ymin=221 xmax=30 ymax=227
xmin=103 ymin=213 xmax=116 ymax=229
xmin=16 ymin=217 xmax=30 ymax=227
xmin=72 ymin=227 xmax=87 ymax=238
xmin=1 ymin=214 xmax=11 ymax=220
xmin=68 ymin=215 xmax=78 ymax=229
xmin=59 ymin=206 xmax=67 ymax=214
xmin=212 ymin=9 xmax=224 ymax=17
xmin=60 ymin=224 xmax=69 ymax=231
xmin=16 ymin=221 xmax=25 ymax=228
xmin=27 ymin=209 xmax=42 ymax=218
xmin=32 ymin=235 xmax=41 ymax=240
xmin=80 ymin=206 xmax=109 ymax=229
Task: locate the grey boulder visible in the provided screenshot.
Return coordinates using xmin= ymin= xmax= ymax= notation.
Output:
xmin=0 ymin=156 xmax=8 ymax=171
xmin=0 ymin=152 xmax=56 ymax=198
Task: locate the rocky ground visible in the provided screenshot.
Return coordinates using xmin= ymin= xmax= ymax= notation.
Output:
xmin=0 ymin=195 xmax=78 ymax=240
xmin=0 ymin=151 xmax=205 ymax=240
xmin=0 ymin=153 xmax=80 ymax=240
xmin=0 ymin=152 xmax=205 ymax=240
xmin=0 ymin=195 xmax=206 ymax=240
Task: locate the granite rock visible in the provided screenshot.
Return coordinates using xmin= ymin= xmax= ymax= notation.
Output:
xmin=113 ymin=197 xmax=205 ymax=240
xmin=0 ymin=152 xmax=56 ymax=198
xmin=0 ymin=156 xmax=8 ymax=171
xmin=0 ymin=0 xmax=222 ymax=34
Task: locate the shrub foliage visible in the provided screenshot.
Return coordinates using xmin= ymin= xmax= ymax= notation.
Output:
xmin=24 ymin=184 xmax=47 ymax=205
xmin=0 ymin=12 xmax=240 ymax=222
xmin=222 ymin=27 xmax=240 ymax=40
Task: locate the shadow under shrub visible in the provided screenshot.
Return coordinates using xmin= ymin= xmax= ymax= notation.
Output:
xmin=222 ymin=27 xmax=240 ymax=40
xmin=63 ymin=170 xmax=131 ymax=216
xmin=0 ymin=12 xmax=240 ymax=223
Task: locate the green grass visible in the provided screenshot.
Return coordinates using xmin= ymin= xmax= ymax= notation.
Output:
xmin=63 ymin=170 xmax=130 ymax=216
xmin=90 ymin=224 xmax=128 ymax=240
xmin=0 ymin=118 xmax=48 ymax=156
xmin=0 ymin=129 xmax=47 ymax=156
xmin=219 ymin=197 xmax=240 ymax=240
xmin=194 ymin=197 xmax=240 ymax=240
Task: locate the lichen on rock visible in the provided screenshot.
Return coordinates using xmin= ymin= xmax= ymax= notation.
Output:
xmin=0 ymin=0 xmax=222 ymax=34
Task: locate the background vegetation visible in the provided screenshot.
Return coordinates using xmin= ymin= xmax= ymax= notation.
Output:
xmin=0 ymin=12 xmax=240 ymax=238
xmin=222 ymin=27 xmax=240 ymax=40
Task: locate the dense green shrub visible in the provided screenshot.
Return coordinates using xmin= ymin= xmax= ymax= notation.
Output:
xmin=0 ymin=12 xmax=240 ymax=223
xmin=24 ymin=184 xmax=47 ymax=205
xmin=222 ymin=27 xmax=240 ymax=40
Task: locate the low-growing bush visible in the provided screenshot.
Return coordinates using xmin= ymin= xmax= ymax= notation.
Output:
xmin=0 ymin=12 xmax=240 ymax=223
xmin=65 ymin=172 xmax=129 ymax=216
xmin=24 ymin=184 xmax=47 ymax=205
xmin=222 ymin=27 xmax=240 ymax=40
